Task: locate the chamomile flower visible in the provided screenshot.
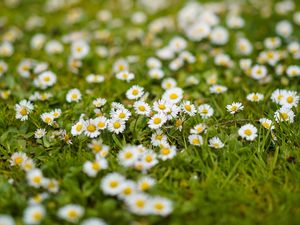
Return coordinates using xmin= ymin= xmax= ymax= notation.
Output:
xmin=81 ymin=218 xmax=107 ymax=225
xmin=111 ymin=108 xmax=131 ymax=121
xmin=71 ymin=40 xmax=89 ymax=59
xmin=93 ymin=98 xmax=107 ymax=108
xmin=198 ymin=104 xmax=214 ymax=119
xmin=34 ymin=71 xmax=57 ymax=89
xmin=100 ymin=172 xmax=125 ymax=196
xmin=208 ymin=137 xmax=224 ymax=149
xmin=274 ymin=107 xmax=295 ymax=123
xmin=238 ymin=124 xmax=257 ymax=141
xmin=83 ymin=157 xmax=108 ymax=177
xmin=26 ymin=169 xmax=44 ymax=188
xmin=125 ymin=193 xmax=151 ymax=215
xmin=190 ymin=123 xmax=206 ymax=134
xmin=150 ymin=197 xmax=173 ymax=216
xmin=151 ymin=129 xmax=168 ymax=146
xmin=21 ymin=158 xmax=35 ymax=171
xmin=139 ymin=150 xmax=158 ymax=170
xmin=181 ymin=101 xmax=197 ymax=116
xmin=40 ymin=112 xmax=55 ymax=125
xmin=88 ymin=139 xmax=110 ymax=156
xmin=43 ymin=178 xmax=59 ymax=193
xmin=271 ymin=89 xmax=286 ymax=104
xmin=148 ymin=68 xmax=164 ymax=80
xmin=279 ymin=90 xmax=299 ymax=108
xmin=226 ymin=102 xmax=244 ymax=114
xmin=113 ymin=59 xmax=129 ymax=73
xmin=51 ymin=108 xmax=62 ymax=118
xmin=126 ymin=85 xmax=144 ymax=100
xmin=137 ymin=176 xmax=156 ymax=192
xmin=0 ymin=215 xmax=15 ymax=225
xmin=57 ymin=204 xmax=84 ymax=223
xmin=133 ymin=101 xmax=151 ymax=116
xmin=247 ymin=93 xmax=264 ymax=102
xmin=118 ymin=180 xmax=137 ymax=200
xmin=162 ymin=78 xmax=177 ymax=90
xmin=71 ymin=119 xmax=86 ymax=136
xmin=15 ymin=100 xmax=34 ymax=121
xmin=188 ymin=134 xmax=203 ymax=146
xmin=23 ymin=205 xmax=45 ymax=225
xmin=116 ymin=70 xmax=134 ymax=82
xmin=259 ymin=118 xmax=275 ymax=130
xmin=107 ymin=118 xmax=126 ymax=134
xmin=118 ymin=145 xmax=140 ymax=167
xmin=162 ymin=87 xmax=183 ymax=104
xmin=84 ymin=119 xmax=100 ymax=138
xmin=94 ymin=116 xmax=108 ymax=130
xmin=148 ymin=113 xmax=167 ymax=130
xmin=159 ymin=144 xmax=177 ymax=161
xmin=251 ymin=65 xmax=267 ymax=80
xmin=10 ymin=152 xmax=28 ymax=166
xmin=209 ymin=84 xmax=228 ymax=94
xmin=66 ymin=88 xmax=82 ymax=103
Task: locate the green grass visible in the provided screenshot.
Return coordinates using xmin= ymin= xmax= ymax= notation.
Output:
xmin=0 ymin=0 xmax=300 ymax=224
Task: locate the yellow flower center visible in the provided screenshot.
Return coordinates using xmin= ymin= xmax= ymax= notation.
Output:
xmin=33 ymin=212 xmax=42 ymax=221
xmin=109 ymin=180 xmax=119 ymax=188
xmin=138 ymin=105 xmax=145 ymax=111
xmin=98 ymin=121 xmax=105 ymax=128
xmin=161 ymin=148 xmax=170 ymax=155
xmin=33 ymin=176 xmax=42 ymax=184
xmin=192 ymin=138 xmax=200 ymax=145
xmin=169 ymin=93 xmax=178 ymax=100
xmin=123 ymin=187 xmax=132 ymax=195
xmin=113 ymin=121 xmax=121 ymax=129
xmin=119 ymin=112 xmax=125 ymax=118
xmin=76 ymin=124 xmax=83 ymax=131
xmin=140 ymin=182 xmax=150 ymax=191
xmin=244 ymin=129 xmax=252 ymax=136
xmin=92 ymin=162 xmax=100 ymax=170
xmin=124 ymin=151 xmax=133 ymax=159
xmin=15 ymin=156 xmax=23 ymax=164
xmin=153 ymin=118 xmax=161 ymax=125
xmin=136 ymin=200 xmax=145 ymax=208
xmin=184 ymin=105 xmax=191 ymax=111
xmin=87 ymin=124 xmax=96 ymax=132
xmin=67 ymin=210 xmax=78 ymax=219
xmin=132 ymin=89 xmax=139 ymax=95
xmin=280 ymin=112 xmax=288 ymax=120
xmin=154 ymin=203 xmax=164 ymax=210
xmin=287 ymin=96 xmax=293 ymax=103
xmin=145 ymin=155 xmax=153 ymax=163
xmin=43 ymin=76 xmax=50 ymax=82
xmin=20 ymin=107 xmax=28 ymax=116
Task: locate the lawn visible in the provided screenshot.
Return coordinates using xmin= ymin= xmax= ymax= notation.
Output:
xmin=0 ymin=0 xmax=300 ymax=225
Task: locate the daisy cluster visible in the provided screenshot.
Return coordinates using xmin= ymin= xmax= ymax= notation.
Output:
xmin=0 ymin=0 xmax=299 ymax=224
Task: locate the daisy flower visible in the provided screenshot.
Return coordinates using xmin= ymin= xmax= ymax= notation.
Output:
xmin=71 ymin=119 xmax=86 ymax=136
xmin=150 ymin=197 xmax=173 ymax=216
xmin=146 ymin=57 xmax=162 ymax=69
xmin=133 ymin=101 xmax=151 ymax=116
xmin=209 ymin=84 xmax=228 ymax=94
xmin=274 ymin=107 xmax=295 ymax=123
xmin=271 ymin=89 xmax=286 ymax=104
xmin=0 ymin=215 xmax=15 ymax=225
xmin=125 ymin=193 xmax=151 ymax=215
xmin=10 ymin=152 xmax=28 ymax=166
xmin=188 ymin=134 xmax=203 ymax=146
xmin=190 ymin=123 xmax=206 ymax=134
xmin=247 ymin=93 xmax=264 ymax=102
xmin=51 ymin=108 xmax=62 ymax=118
xmin=88 ymin=139 xmax=110 ymax=156
xmin=83 ymin=157 xmax=108 ymax=177
xmin=81 ymin=218 xmax=107 ymax=225
xmin=15 ymin=100 xmax=34 ymax=121
xmin=113 ymin=59 xmax=129 ymax=73
xmin=279 ymin=90 xmax=299 ymax=108
xmin=151 ymin=129 xmax=168 ymax=146
xmin=137 ymin=176 xmax=156 ymax=192
xmin=181 ymin=101 xmax=197 ymax=116
xmin=118 ymin=180 xmax=137 ymax=200
xmin=107 ymin=118 xmax=126 ymax=134
xmin=34 ymin=71 xmax=57 ymax=89
xmin=198 ymin=104 xmax=214 ymax=119
xmin=208 ymin=137 xmax=224 ymax=149
xmin=66 ymin=89 xmax=82 ymax=103
xmin=161 ymin=78 xmax=177 ymax=90
xmin=23 ymin=205 xmax=45 ymax=225
xmin=26 ymin=169 xmax=44 ymax=188
xmin=21 ymin=158 xmax=35 ymax=172
xmin=94 ymin=116 xmax=108 ymax=130
xmin=139 ymin=150 xmax=158 ymax=170
xmin=259 ymin=118 xmax=275 ymax=130
xmin=148 ymin=113 xmax=167 ymax=130
xmin=40 ymin=112 xmax=55 ymax=125
xmin=84 ymin=119 xmax=100 ymax=138
xmin=226 ymin=102 xmax=244 ymax=114
xmin=57 ymin=204 xmax=84 ymax=223
xmin=116 ymin=70 xmax=134 ymax=82
xmin=93 ymin=98 xmax=107 ymax=108
xmin=100 ymin=172 xmax=125 ymax=196
xmin=238 ymin=124 xmax=257 ymax=141
xmin=126 ymin=85 xmax=144 ymax=100
xmin=159 ymin=144 xmax=177 ymax=161
xmin=43 ymin=178 xmax=59 ymax=193
xmin=162 ymin=87 xmax=183 ymax=104
xmin=111 ymin=108 xmax=131 ymax=121
xmin=0 ymin=61 xmax=8 ymax=77
xmin=148 ymin=68 xmax=164 ymax=80
xmin=118 ymin=145 xmax=140 ymax=167
xmin=71 ymin=40 xmax=89 ymax=59
xmin=251 ymin=65 xmax=267 ymax=80
xmin=153 ymin=99 xmax=172 ymax=114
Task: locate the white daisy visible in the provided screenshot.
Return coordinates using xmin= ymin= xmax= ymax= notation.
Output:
xmin=238 ymin=124 xmax=257 ymax=141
